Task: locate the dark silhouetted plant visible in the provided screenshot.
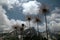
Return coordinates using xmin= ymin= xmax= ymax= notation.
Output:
xmin=33 ymin=16 xmax=41 ymax=36
xmin=39 ymin=4 xmax=49 ymax=40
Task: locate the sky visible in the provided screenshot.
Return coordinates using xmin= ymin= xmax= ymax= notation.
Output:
xmin=0 ymin=0 xmax=60 ymax=33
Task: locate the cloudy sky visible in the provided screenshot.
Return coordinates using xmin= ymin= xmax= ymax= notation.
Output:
xmin=0 ymin=0 xmax=60 ymax=33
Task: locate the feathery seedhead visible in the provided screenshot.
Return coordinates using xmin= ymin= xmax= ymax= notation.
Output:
xmin=12 ymin=24 xmax=19 ymax=29
xmin=42 ymin=8 xmax=48 ymax=13
xmin=26 ymin=15 xmax=32 ymax=21
xmin=35 ymin=17 xmax=41 ymax=23
xmin=39 ymin=4 xmax=49 ymax=14
xmin=22 ymin=24 xmax=25 ymax=27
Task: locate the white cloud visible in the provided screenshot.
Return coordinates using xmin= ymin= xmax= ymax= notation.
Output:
xmin=0 ymin=0 xmax=33 ymax=9
xmin=47 ymin=7 xmax=60 ymax=33
xmin=0 ymin=0 xmax=21 ymax=9
xmin=0 ymin=5 xmax=13 ymax=33
xmin=48 ymin=21 xmax=60 ymax=32
xmin=0 ymin=0 xmax=8 ymax=5
xmin=7 ymin=0 xmax=21 ymax=9
xmin=37 ymin=22 xmax=46 ymax=32
xmin=0 ymin=5 xmax=10 ymax=25
xmin=22 ymin=1 xmax=41 ymax=15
